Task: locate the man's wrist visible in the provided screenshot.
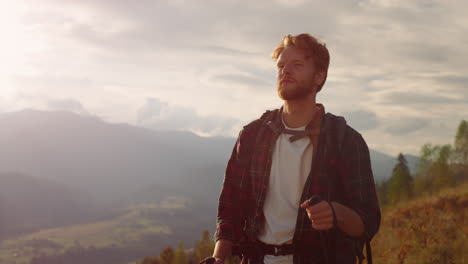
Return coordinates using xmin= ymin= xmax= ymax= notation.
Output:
xmin=330 ymin=201 xmax=365 ymax=237
xmin=210 ymin=256 xmax=225 ymax=264
xmin=330 ymin=201 xmax=343 ymax=226
xmin=213 ymin=239 xmax=232 ymax=262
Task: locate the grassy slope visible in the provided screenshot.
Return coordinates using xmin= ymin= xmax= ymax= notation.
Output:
xmin=2 ymin=184 xmax=466 ymax=264
xmin=371 ymin=182 xmax=468 ymax=264
xmin=0 ymin=202 xmax=172 ymax=264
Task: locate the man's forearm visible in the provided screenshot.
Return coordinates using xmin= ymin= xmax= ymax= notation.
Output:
xmin=213 ymin=239 xmax=233 ymax=261
xmin=331 ymin=202 xmax=365 ymax=237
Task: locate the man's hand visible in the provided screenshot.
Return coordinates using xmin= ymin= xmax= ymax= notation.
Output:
xmin=200 ymin=257 xmax=224 ymax=264
xmin=213 ymin=258 xmax=224 ymax=264
xmin=300 ymin=200 xmax=334 ymax=230
xmin=301 ymin=200 xmax=366 ymax=237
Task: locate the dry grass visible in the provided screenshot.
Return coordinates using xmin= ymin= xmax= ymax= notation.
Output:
xmin=371 ymin=182 xmax=468 ymax=264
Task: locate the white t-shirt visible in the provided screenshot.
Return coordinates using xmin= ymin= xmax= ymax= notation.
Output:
xmin=257 ymin=115 xmax=314 ymax=264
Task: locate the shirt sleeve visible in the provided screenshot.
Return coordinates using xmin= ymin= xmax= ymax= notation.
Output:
xmin=213 ymin=128 xmax=250 ymax=243
xmin=338 ymin=130 xmax=381 ymax=242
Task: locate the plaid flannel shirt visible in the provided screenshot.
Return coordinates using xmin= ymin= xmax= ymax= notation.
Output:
xmin=214 ymin=104 xmax=381 ymax=264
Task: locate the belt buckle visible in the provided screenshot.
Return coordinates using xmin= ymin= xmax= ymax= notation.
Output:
xmin=273 ymin=246 xmax=282 ymax=256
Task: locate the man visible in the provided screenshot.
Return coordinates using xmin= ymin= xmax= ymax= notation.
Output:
xmin=206 ymin=33 xmax=381 ymax=264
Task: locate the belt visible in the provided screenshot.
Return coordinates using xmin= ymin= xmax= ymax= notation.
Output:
xmin=232 ymin=240 xmax=327 ymax=263
xmin=258 ymin=241 xmax=295 ymax=256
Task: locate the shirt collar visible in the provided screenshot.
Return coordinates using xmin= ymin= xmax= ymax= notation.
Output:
xmin=274 ymin=103 xmax=325 ymax=131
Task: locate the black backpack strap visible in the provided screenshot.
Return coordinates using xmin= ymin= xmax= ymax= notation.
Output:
xmin=320 ymin=113 xmax=347 ymax=264
xmin=366 ymin=240 xmax=373 ymax=264
xmin=324 ymin=113 xmax=347 ymax=156
xmin=323 ymin=113 xmax=374 ymax=264
xmin=321 ymin=113 xmax=347 ymax=203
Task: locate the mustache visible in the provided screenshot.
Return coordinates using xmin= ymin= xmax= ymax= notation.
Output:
xmin=279 ymin=77 xmax=296 ymax=83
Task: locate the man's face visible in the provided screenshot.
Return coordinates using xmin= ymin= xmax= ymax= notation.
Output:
xmin=276 ymin=45 xmax=323 ymax=101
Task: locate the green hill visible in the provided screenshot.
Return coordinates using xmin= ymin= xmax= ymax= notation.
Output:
xmin=0 ymin=199 xmax=187 ymax=264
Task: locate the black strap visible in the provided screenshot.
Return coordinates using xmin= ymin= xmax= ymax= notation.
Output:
xmin=326 ymin=201 xmax=338 ymax=229
xmin=326 ymin=201 xmax=338 ymax=264
xmin=323 ymin=115 xmax=374 ymax=264
xmin=366 ymin=240 xmax=372 ymax=264
xmin=319 ymin=114 xmax=346 ymax=264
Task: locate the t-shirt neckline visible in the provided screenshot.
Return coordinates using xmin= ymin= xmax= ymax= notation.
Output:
xmin=281 ymin=114 xmax=307 ymax=131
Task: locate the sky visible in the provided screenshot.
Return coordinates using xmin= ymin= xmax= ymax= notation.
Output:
xmin=0 ymin=0 xmax=467 ymax=156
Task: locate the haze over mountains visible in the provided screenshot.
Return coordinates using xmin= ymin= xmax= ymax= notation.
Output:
xmin=0 ymin=109 xmax=418 ymax=242
xmin=0 ymin=109 xmax=233 ymax=202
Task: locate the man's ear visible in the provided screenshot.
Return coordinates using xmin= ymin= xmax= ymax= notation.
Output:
xmin=314 ymin=71 xmax=326 ymax=86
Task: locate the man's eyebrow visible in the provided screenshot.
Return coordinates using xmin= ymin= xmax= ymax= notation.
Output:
xmin=277 ymin=59 xmax=304 ymax=65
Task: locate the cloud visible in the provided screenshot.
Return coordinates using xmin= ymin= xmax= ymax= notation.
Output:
xmin=433 ymin=74 xmax=468 ymax=100
xmin=196 ymin=46 xmax=263 ymax=57
xmin=47 ymin=98 xmax=89 ymax=115
xmin=137 ymin=97 xmax=241 ymax=136
xmin=3 ymin=0 xmax=468 ymax=155
xmin=31 ymin=0 xmax=342 ymax=57
xmin=380 ymin=91 xmax=465 ymax=105
xmin=342 ymin=110 xmax=379 ymax=131
xmin=211 ymin=73 xmax=272 ymax=88
xmin=385 ymin=118 xmax=430 ymax=135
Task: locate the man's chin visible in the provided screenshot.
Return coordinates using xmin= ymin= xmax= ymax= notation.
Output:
xmin=278 ymin=91 xmax=301 ymax=101
xmin=278 ymin=85 xmax=294 ymax=98
xmin=278 ymin=87 xmax=310 ymax=101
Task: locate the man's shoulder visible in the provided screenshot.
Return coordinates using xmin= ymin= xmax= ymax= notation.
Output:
xmin=241 ymin=108 xmax=280 ymax=131
xmin=325 ymin=112 xmax=370 ymax=155
xmin=324 ymin=112 xmax=368 ymax=151
xmin=324 ymin=112 xmax=362 ymax=138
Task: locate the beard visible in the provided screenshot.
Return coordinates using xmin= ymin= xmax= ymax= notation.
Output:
xmin=277 ymin=79 xmax=314 ymax=101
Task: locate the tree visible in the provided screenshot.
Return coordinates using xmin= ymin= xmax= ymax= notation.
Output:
xmin=431 ymin=144 xmax=455 ymax=189
xmin=141 ymin=256 xmax=160 ymax=264
xmin=174 ymin=241 xmax=187 ymax=264
xmin=388 ymin=153 xmax=413 ymax=204
xmin=159 ymin=246 xmax=175 ymax=264
xmin=194 ymin=230 xmax=215 ymax=264
xmin=454 ymin=120 xmax=468 ymax=165
xmin=376 ymin=178 xmax=389 ymax=206
xmin=415 ymin=143 xmax=455 ymax=195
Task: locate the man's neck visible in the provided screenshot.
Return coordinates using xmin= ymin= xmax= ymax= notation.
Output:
xmin=282 ymin=94 xmax=317 ymax=128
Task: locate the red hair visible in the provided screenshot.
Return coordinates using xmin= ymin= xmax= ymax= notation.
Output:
xmin=272 ymin=33 xmax=330 ymax=92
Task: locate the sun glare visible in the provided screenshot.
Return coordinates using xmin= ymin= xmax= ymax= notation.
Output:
xmin=0 ymin=1 xmax=45 ymax=97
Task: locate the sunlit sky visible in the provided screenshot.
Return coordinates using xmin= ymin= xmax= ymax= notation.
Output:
xmin=1 ymin=0 xmax=467 ymax=156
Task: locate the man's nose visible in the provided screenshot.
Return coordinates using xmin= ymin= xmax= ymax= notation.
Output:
xmin=281 ymin=63 xmax=293 ymax=75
